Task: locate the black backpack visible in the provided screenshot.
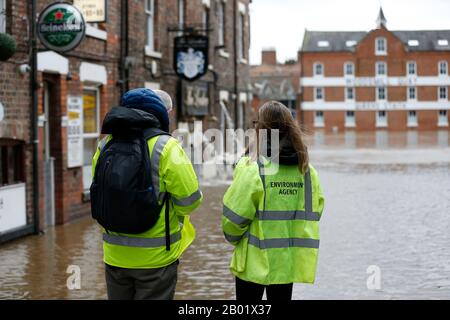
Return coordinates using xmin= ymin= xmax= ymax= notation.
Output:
xmin=90 ymin=128 xmax=172 ymax=250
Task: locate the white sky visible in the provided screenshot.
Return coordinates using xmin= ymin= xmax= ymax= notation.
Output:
xmin=249 ymin=0 xmax=450 ymax=65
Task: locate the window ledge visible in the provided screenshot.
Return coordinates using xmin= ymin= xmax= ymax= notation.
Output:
xmin=240 ymin=58 xmax=248 ymax=65
xmin=407 ymin=123 xmax=418 ymax=128
xmin=219 ymin=49 xmax=230 ymax=59
xmin=376 ymin=124 xmax=388 ymax=128
xmin=345 ymin=123 xmax=356 ymax=128
xmin=314 ymin=123 xmax=325 ymax=128
xmin=438 ymin=122 xmax=449 ymax=127
xmin=145 ymin=46 xmax=162 ymax=59
xmin=86 ymin=25 xmax=107 ymax=41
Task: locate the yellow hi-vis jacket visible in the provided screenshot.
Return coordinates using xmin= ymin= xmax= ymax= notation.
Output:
xmin=92 ymin=135 xmax=203 ymax=269
xmin=222 ymin=156 xmax=324 ymax=285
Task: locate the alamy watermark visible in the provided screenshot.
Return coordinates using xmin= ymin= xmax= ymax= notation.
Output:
xmin=366 ymin=265 xmax=382 ymax=290
xmin=66 ymin=265 xmax=81 ymax=290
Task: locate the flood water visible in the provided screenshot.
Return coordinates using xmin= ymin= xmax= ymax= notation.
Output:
xmin=0 ymin=131 xmax=449 ymax=300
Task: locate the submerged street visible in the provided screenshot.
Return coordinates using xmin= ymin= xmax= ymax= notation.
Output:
xmin=0 ymin=132 xmax=449 ymax=300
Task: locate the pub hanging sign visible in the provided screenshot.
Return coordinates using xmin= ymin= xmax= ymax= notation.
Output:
xmin=174 ymin=35 xmax=209 ymax=82
xmin=37 ymin=2 xmax=86 ymax=52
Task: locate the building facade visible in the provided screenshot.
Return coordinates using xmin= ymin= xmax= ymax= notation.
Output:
xmin=250 ymin=48 xmax=300 ymax=119
xmin=299 ymin=9 xmax=450 ymax=132
xmin=0 ymin=0 xmax=251 ymax=243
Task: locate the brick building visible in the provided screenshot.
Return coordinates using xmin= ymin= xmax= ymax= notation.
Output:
xmin=0 ymin=0 xmax=251 ymax=243
xmin=250 ymin=48 xmax=301 ymax=119
xmin=299 ymin=8 xmax=450 ymax=132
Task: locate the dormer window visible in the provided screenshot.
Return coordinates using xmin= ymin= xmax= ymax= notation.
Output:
xmin=314 ymin=62 xmax=324 ymax=76
xmin=375 ymin=37 xmax=387 ymax=55
xmin=317 ymin=41 xmax=329 ymax=48
xmin=408 ymin=40 xmax=419 ymax=47
xmin=346 ymin=40 xmax=357 ymax=47
xmin=438 ymin=39 xmax=449 ymax=46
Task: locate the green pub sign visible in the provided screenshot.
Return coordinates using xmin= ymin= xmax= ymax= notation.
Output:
xmin=38 ymin=3 xmax=86 ymax=52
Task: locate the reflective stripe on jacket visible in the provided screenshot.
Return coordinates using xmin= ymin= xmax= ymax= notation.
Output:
xmin=92 ymin=134 xmax=203 ymax=269
xmin=222 ymin=156 xmax=324 ymax=285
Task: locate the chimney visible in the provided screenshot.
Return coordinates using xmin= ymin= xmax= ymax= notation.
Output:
xmin=261 ymin=47 xmax=277 ymax=65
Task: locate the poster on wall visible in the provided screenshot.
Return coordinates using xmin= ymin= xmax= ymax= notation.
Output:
xmin=74 ymin=0 xmax=107 ymax=23
xmin=0 ymin=184 xmax=27 ymax=234
xmin=67 ymin=96 xmax=83 ymax=168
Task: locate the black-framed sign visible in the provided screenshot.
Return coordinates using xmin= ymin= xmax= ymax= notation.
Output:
xmin=182 ymin=81 xmax=210 ymax=116
xmin=174 ymin=35 xmax=209 ymax=82
xmin=37 ymin=2 xmax=86 ymax=52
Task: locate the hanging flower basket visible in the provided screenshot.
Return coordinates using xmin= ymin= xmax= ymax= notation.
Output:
xmin=0 ymin=33 xmax=17 ymax=61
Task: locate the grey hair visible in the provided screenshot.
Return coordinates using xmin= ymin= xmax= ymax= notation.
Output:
xmin=154 ymin=89 xmax=173 ymax=113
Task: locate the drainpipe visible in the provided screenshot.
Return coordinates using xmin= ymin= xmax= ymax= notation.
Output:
xmin=30 ymin=0 xmax=40 ymax=234
xmin=119 ymin=0 xmax=129 ymax=97
xmin=233 ymin=0 xmax=238 ymax=129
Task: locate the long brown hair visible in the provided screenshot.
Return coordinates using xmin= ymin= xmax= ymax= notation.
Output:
xmin=256 ymin=101 xmax=309 ymax=173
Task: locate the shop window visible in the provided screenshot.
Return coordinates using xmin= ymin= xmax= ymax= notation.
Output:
xmin=407 ymin=110 xmax=417 ymax=127
xmin=314 ymin=111 xmax=324 ymax=127
xmin=0 ymin=140 xmax=24 ymax=186
xmin=345 ymin=111 xmax=355 ymax=127
xmin=438 ymin=110 xmax=448 ymax=127
xmin=376 ymin=110 xmax=388 ymax=127
xmin=82 ymin=88 xmax=100 ymax=190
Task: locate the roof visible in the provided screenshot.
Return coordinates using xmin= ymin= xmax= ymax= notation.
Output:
xmin=300 ymin=29 xmax=450 ymax=52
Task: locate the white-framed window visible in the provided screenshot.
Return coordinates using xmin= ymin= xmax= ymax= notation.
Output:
xmin=238 ymin=12 xmax=245 ymax=60
xmin=217 ymin=0 xmax=225 ymax=47
xmin=145 ymin=0 xmax=155 ymax=51
xmin=344 ymin=62 xmax=354 ymax=76
xmin=377 ymin=87 xmax=387 ymax=101
xmin=315 ymin=87 xmax=324 ymax=101
xmin=346 ymin=87 xmax=355 ymax=101
xmin=376 ymin=61 xmax=387 ymax=76
xmin=178 ymin=0 xmax=184 ymax=28
xmin=407 ymin=61 xmax=416 ymax=76
xmin=0 ymin=0 xmax=6 ymax=33
xmin=438 ymin=110 xmax=448 ymax=127
xmin=82 ymin=87 xmax=101 ymax=190
xmin=439 ymin=61 xmax=448 ymax=76
xmin=439 ymin=86 xmax=448 ymax=100
xmin=314 ymin=111 xmax=324 ymax=127
xmin=202 ymin=4 xmax=209 ymax=30
xmin=408 ymin=87 xmax=417 ymax=100
xmin=407 ymin=110 xmax=418 ymax=127
xmin=376 ymin=110 xmax=388 ymax=127
xmin=375 ymin=37 xmax=387 ymax=55
xmin=345 ymin=111 xmax=356 ymax=127
xmin=314 ymin=62 xmax=324 ymax=76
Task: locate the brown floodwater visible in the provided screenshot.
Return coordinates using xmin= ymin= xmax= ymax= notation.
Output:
xmin=0 ymin=131 xmax=449 ymax=299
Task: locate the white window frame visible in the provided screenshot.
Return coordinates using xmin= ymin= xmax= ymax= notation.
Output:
xmin=345 ymin=111 xmax=356 ymax=128
xmin=407 ymin=61 xmax=416 ymax=76
xmin=218 ymin=0 xmax=225 ymax=47
xmin=376 ymin=87 xmax=387 ymax=101
xmin=375 ymin=37 xmax=387 ymax=56
xmin=344 ymin=62 xmax=354 ymax=76
xmin=238 ymin=12 xmax=245 ymax=61
xmin=314 ymin=87 xmax=324 ymax=101
xmin=439 ymin=61 xmax=448 ymax=76
xmin=376 ymin=110 xmax=388 ymax=127
xmin=82 ymin=86 xmax=101 ymax=190
xmin=438 ymin=110 xmax=448 ymax=127
xmin=314 ymin=62 xmax=324 ymax=77
xmin=346 ymin=87 xmax=355 ymax=101
xmin=438 ymin=86 xmax=448 ymax=101
xmin=145 ymin=0 xmax=155 ymax=51
xmin=314 ymin=111 xmax=324 ymax=128
xmin=407 ymin=87 xmax=417 ymax=101
xmin=376 ymin=61 xmax=387 ymax=76
xmin=0 ymin=0 xmax=6 ymax=33
xmin=407 ymin=110 xmax=418 ymax=127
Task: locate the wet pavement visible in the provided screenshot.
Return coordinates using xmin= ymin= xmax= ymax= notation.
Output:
xmin=0 ymin=131 xmax=450 ymax=299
